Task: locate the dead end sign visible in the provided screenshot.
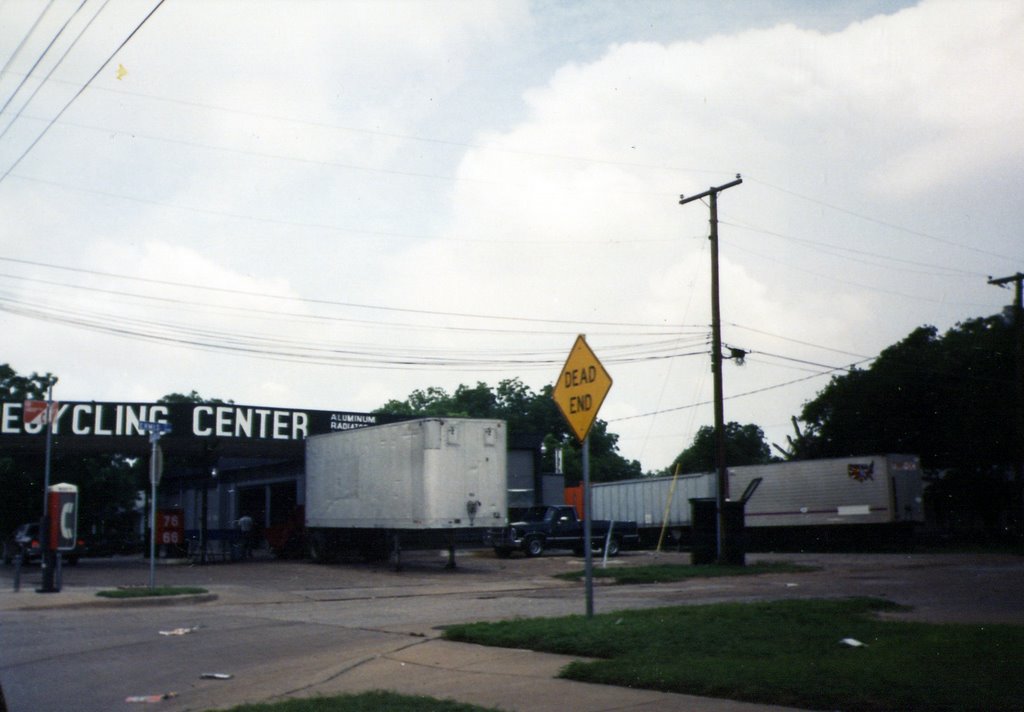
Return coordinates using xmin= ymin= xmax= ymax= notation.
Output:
xmin=553 ymin=334 xmax=612 ymax=443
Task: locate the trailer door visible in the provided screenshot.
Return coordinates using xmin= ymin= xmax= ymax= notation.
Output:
xmin=887 ymin=455 xmax=925 ymax=523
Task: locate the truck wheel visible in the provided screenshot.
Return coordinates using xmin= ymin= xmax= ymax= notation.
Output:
xmin=604 ymin=537 xmax=621 ymax=557
xmin=524 ymin=536 xmax=545 ymax=557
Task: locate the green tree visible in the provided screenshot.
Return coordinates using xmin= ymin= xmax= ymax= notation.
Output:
xmin=375 ymin=378 xmax=641 ymax=484
xmin=49 ymin=454 xmax=143 ymax=542
xmin=0 ymin=363 xmax=58 ymax=534
xmin=666 ymin=422 xmax=776 ymax=475
xmin=795 ymin=317 xmax=1015 ymax=468
xmin=0 ymin=453 xmax=42 ymax=538
xmin=156 ymin=390 xmax=230 ymax=485
xmin=158 ymin=390 xmax=232 ymax=405
xmin=793 ymin=314 xmax=1018 ymax=536
xmin=0 ymin=362 xmax=56 ymax=400
xmin=1 ymin=364 xmax=147 ymax=539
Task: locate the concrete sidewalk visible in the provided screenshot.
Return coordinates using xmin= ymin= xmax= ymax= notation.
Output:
xmin=303 ymin=637 xmax=808 ymax=712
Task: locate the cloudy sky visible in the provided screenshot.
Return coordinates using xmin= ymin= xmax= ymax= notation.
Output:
xmin=1 ymin=0 xmax=1021 ymax=472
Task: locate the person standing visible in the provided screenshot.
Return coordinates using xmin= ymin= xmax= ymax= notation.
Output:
xmin=237 ymin=514 xmax=254 ymax=558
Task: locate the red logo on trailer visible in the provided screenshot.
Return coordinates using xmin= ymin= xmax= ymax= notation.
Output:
xmin=847 ymin=463 xmax=874 ymax=482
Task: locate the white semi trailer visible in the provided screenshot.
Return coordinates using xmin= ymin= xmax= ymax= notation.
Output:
xmin=305 ymin=417 xmax=508 ymax=568
xmin=589 ymin=454 xmax=926 ymax=548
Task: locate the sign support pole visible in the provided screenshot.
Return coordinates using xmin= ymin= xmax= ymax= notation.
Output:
xmin=149 ymin=433 xmax=158 ymax=590
xmin=583 ymin=434 xmax=593 ymax=618
xmin=39 ymin=378 xmax=58 ymax=593
xmin=140 ymin=420 xmax=170 ymax=590
xmin=551 ymin=334 xmax=612 ymax=619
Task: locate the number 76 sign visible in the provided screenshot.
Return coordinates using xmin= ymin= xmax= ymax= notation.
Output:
xmin=157 ymin=509 xmax=184 ymax=546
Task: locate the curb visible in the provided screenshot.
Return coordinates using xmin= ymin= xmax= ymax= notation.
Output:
xmin=6 ymin=592 xmax=218 ymax=611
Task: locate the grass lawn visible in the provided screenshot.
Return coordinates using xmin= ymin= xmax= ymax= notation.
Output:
xmin=555 ymin=561 xmax=816 ymax=584
xmin=96 ymin=586 xmax=208 ymax=598
xmin=443 ymin=598 xmax=1024 ymax=712
xmin=212 ymin=690 xmax=501 ymax=711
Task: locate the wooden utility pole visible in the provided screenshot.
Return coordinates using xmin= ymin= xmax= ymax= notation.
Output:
xmin=680 ymin=175 xmax=742 ymax=563
xmin=988 ymin=273 xmax=1024 ymax=535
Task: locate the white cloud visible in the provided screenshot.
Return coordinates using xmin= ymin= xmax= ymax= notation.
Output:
xmin=1 ymin=0 xmax=1020 ymax=471
xmin=371 ymin=0 xmax=1022 ymax=465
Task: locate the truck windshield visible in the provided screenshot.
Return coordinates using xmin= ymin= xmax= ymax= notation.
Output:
xmin=521 ymin=507 xmax=551 ymax=522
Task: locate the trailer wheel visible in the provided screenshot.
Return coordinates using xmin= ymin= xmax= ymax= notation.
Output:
xmin=308 ymin=535 xmax=323 ymax=563
xmin=524 ymin=536 xmax=545 ymax=557
xmin=308 ymin=532 xmax=334 ymax=563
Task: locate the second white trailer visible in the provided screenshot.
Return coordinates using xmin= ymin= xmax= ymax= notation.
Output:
xmin=590 ymin=454 xmax=925 ymax=548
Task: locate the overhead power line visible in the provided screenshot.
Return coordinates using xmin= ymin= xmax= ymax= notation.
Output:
xmin=0 ymin=271 xmax=702 ymax=339
xmin=0 ymin=0 xmax=165 ymax=185
xmin=608 ymin=359 xmax=872 ymax=424
xmin=721 ymin=236 xmax=998 ymax=309
xmin=0 ymin=255 xmax=708 ymax=331
xmin=9 ymin=172 xmax=676 ymax=246
xmin=13 ymin=75 xmax=721 ymax=178
xmin=0 ymin=0 xmax=107 ymax=163
xmin=720 ymin=219 xmax=989 ymax=279
xmin=746 ymin=175 xmax=1018 ymax=264
xmin=726 ymin=322 xmax=871 ymax=360
xmin=0 ymin=64 xmax=1000 ymax=267
xmin=0 ymin=293 xmax=711 ymax=372
xmin=0 ymin=0 xmax=78 ymax=120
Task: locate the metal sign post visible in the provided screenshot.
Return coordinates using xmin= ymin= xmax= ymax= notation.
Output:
xmin=140 ymin=420 xmax=171 ymax=589
xmin=24 ymin=381 xmax=60 ymax=593
xmin=552 ymin=335 xmax=612 ymax=618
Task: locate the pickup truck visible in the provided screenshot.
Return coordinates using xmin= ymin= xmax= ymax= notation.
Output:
xmin=485 ymin=505 xmax=639 ymax=558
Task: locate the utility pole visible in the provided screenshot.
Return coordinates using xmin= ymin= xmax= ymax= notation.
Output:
xmin=680 ymin=174 xmax=742 ymax=564
xmin=988 ymin=272 xmax=1024 ymax=536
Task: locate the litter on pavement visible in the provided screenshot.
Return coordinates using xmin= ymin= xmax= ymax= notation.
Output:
xmin=158 ymin=626 xmax=199 ymax=636
xmin=125 ymin=692 xmax=178 ymax=703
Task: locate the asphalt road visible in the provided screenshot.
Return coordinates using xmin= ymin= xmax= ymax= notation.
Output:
xmin=1 ymin=548 xmax=1022 ymax=712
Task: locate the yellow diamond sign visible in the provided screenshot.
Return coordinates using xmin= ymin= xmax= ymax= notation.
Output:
xmin=553 ymin=335 xmax=613 ymax=443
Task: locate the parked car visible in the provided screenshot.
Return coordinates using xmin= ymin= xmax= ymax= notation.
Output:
xmin=2 ymin=523 xmax=80 ymax=566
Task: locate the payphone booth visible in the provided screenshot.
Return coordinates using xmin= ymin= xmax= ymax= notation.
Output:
xmin=41 ymin=483 xmax=78 ymax=592
xmin=48 ymin=483 xmax=79 ymax=553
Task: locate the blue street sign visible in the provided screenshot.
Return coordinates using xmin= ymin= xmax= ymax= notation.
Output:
xmin=139 ymin=420 xmax=172 ymax=434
